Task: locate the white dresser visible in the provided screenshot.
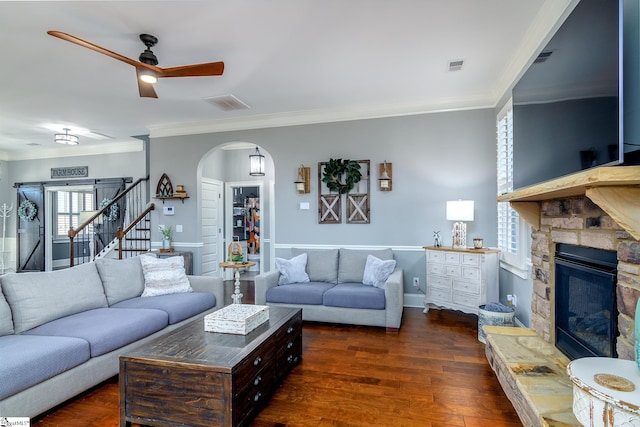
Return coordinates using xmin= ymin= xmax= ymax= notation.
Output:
xmin=423 ymin=246 xmax=500 ymax=315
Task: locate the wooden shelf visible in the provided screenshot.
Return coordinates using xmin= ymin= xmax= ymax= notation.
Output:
xmin=497 ymin=165 xmax=640 ymax=240
xmin=153 ymin=195 xmax=189 ymax=204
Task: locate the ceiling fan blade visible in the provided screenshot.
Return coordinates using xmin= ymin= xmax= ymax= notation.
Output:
xmin=158 ymin=62 xmax=225 ymax=78
xmin=47 ymin=30 xmax=160 ymax=72
xmin=136 ymin=69 xmax=158 ymax=98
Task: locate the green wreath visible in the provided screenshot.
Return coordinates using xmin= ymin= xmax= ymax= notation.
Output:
xmin=99 ymin=198 xmax=119 ymax=222
xmin=322 ymin=158 xmax=362 ymax=194
xmin=17 ymin=200 xmax=37 ymax=222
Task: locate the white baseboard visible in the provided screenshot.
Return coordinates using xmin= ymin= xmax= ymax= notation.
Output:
xmin=403 ymin=293 xmax=425 ymax=308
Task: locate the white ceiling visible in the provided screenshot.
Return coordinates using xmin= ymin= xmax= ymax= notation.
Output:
xmin=0 ymin=0 xmax=575 ymax=160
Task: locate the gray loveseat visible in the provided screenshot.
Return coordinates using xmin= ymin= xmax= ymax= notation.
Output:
xmin=255 ymin=248 xmax=403 ymax=331
xmin=0 ymin=255 xmax=224 ymax=419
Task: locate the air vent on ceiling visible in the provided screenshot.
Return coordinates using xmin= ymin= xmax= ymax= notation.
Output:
xmin=534 ymin=50 xmax=554 ymax=64
xmin=205 ymin=95 xmax=251 ymax=111
xmin=448 ymin=59 xmax=464 ymax=72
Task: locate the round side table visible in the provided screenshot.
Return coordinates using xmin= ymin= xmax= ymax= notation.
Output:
xmin=219 ymin=261 xmax=256 ymax=304
xmin=567 ymin=357 xmax=640 ymax=426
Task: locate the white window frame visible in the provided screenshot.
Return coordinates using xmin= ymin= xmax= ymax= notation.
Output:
xmin=497 ymin=100 xmax=531 ymax=279
xmin=54 ymin=189 xmax=94 ymax=240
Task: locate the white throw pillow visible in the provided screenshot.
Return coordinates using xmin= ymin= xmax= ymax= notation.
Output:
xmin=362 ymin=255 xmax=396 ymax=288
xmin=140 ymin=255 xmax=192 ymax=297
xmin=276 ymin=253 xmax=310 ymax=285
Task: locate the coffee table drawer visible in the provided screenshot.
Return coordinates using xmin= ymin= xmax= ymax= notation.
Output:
xmin=233 ymin=341 xmax=275 ymax=393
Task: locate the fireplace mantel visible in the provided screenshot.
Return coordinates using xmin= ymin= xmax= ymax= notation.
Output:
xmin=497 ymin=166 xmax=640 ymax=240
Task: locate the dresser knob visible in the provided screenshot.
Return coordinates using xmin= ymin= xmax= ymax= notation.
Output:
xmin=254 ymin=392 xmax=262 ymax=402
xmin=254 ymin=356 xmax=262 ymax=366
xmin=287 ymin=341 xmax=293 ymax=349
xmin=287 ymin=326 xmax=294 ymax=334
xmin=254 ymin=375 xmax=262 ymax=386
xmin=287 ymin=354 xmax=294 ymax=363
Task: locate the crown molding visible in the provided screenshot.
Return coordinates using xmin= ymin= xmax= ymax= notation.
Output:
xmin=149 ymin=95 xmax=494 ymax=139
xmin=1 ymin=140 xmax=144 ymax=161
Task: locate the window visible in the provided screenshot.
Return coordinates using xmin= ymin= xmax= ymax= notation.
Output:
xmin=496 ymin=100 xmax=530 ymax=278
xmin=55 ymin=190 xmax=94 ymax=239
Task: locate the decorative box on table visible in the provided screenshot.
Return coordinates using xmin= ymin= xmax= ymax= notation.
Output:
xmin=204 ymin=304 xmax=269 ymax=335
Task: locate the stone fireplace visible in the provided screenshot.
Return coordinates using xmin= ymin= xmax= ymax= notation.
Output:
xmin=530 ymin=195 xmax=639 ymax=360
xmin=484 ymin=167 xmax=640 ymax=426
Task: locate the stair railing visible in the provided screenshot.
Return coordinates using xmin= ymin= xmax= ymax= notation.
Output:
xmin=68 ymin=177 xmax=151 ymax=266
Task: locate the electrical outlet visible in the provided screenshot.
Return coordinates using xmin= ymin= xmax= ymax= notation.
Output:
xmin=507 ymin=294 xmax=518 ymax=307
xmin=413 ymin=277 xmax=420 ymax=289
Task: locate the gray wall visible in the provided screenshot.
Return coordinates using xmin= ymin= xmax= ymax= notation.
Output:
xmin=149 ymin=108 xmax=499 ymax=297
xmin=6 ymin=150 xmax=146 ymax=239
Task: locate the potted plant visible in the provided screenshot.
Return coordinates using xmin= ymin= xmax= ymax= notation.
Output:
xmin=159 ymin=225 xmax=172 ymax=250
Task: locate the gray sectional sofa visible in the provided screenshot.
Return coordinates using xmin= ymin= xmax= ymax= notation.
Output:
xmin=0 ymin=255 xmax=224 ymax=419
xmin=255 ymin=248 xmax=403 ymax=331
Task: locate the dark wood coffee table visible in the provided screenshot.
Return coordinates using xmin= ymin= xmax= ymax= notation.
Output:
xmin=119 ymin=307 xmax=302 ymax=427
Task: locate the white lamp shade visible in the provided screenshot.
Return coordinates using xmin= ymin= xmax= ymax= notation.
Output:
xmin=446 ymin=200 xmax=474 ymax=221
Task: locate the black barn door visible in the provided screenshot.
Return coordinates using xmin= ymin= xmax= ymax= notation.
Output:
xmin=16 ymin=184 xmax=45 ymax=272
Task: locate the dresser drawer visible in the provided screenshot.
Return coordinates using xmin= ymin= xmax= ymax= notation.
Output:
xmin=444 ymin=264 xmax=461 ymax=277
xmin=452 ymin=279 xmax=481 ymax=295
xmin=444 ymin=252 xmax=460 ymax=264
xmin=453 ymin=292 xmax=480 ymax=308
xmin=427 ymin=250 xmax=444 ymax=263
xmin=462 ymin=253 xmax=480 ymax=266
xmin=461 ymin=266 xmax=480 ymax=282
xmin=427 ymin=274 xmax=451 ymax=290
xmin=427 ymin=287 xmax=451 ymax=302
xmin=427 ymin=262 xmax=445 ymax=275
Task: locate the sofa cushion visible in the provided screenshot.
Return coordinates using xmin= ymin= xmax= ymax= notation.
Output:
xmin=1 ymin=262 xmax=108 ymax=334
xmin=0 ymin=334 xmax=90 ymax=400
xmin=276 ymin=253 xmax=310 ymax=285
xmin=322 ymin=283 xmax=386 ymax=310
xmin=362 ymin=255 xmax=397 ymax=289
xmin=23 ymin=307 xmax=168 ymax=357
xmin=95 ymin=256 xmax=145 ymax=305
xmin=292 ymin=248 xmax=339 ymax=283
xmin=140 ymin=255 xmax=192 ymax=297
xmin=266 ymin=282 xmax=335 ymax=305
xmin=0 ymin=288 xmax=13 ymax=336
xmin=111 ymin=292 xmax=215 ymax=324
xmin=337 ymin=248 xmax=394 ymax=283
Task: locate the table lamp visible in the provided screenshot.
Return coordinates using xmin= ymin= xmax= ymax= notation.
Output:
xmin=446 ymin=200 xmax=474 ymax=248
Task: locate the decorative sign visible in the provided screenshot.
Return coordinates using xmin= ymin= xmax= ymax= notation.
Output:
xmin=51 ymin=166 xmax=89 ymax=179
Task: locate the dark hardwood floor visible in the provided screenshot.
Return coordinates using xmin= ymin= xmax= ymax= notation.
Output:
xmin=33 ymin=281 xmax=521 ymax=427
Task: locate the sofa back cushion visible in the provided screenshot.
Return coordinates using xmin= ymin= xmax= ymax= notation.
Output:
xmin=338 ymin=248 xmax=394 ymax=283
xmin=95 ymin=256 xmax=145 ymax=305
xmin=1 ymin=262 xmax=108 ymax=334
xmin=292 ymin=248 xmax=339 ymax=283
xmin=0 ymin=288 xmax=14 ymax=336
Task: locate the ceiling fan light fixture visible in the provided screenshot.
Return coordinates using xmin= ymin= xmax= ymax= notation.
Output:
xmin=54 ymin=128 xmax=79 ymax=145
xmin=139 ymin=68 xmax=158 ymax=84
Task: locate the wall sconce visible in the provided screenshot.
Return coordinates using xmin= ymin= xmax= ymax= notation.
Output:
xmin=249 ymin=146 xmax=265 ymax=176
xmin=294 ymin=165 xmax=310 ymax=194
xmin=379 ymin=161 xmax=392 ymax=191
xmin=446 ymin=200 xmax=474 ymax=248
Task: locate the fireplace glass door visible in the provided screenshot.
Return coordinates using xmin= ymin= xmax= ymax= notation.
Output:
xmin=554 ymin=244 xmax=617 ymax=359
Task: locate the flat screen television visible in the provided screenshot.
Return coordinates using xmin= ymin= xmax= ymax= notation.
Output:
xmin=512 ymin=0 xmax=640 ymax=190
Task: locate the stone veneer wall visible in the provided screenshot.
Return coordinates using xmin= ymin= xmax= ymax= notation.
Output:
xmin=530 ymin=195 xmax=640 ymax=360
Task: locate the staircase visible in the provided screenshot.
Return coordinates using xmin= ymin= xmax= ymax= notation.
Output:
xmin=68 ymin=177 xmax=155 ymax=266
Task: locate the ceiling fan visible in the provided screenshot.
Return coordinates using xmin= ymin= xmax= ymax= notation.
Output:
xmin=47 ymin=31 xmax=224 ymax=98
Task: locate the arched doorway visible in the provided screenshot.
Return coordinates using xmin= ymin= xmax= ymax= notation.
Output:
xmin=197 ymin=142 xmax=274 ymax=279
